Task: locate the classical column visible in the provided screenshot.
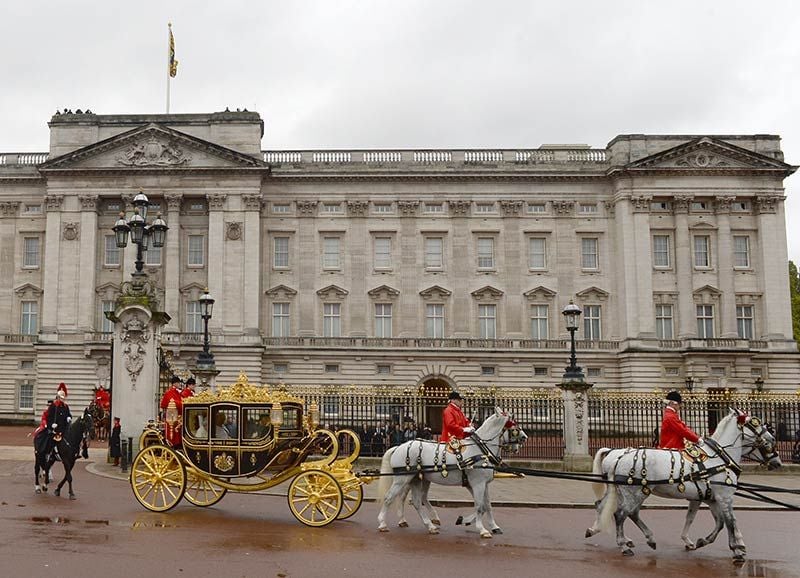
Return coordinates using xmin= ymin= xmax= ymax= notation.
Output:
xmin=163 ymin=193 xmax=182 ymax=332
xmin=77 ymin=194 xmax=99 ymax=331
xmin=40 ymin=194 xmax=63 ymax=337
xmin=715 ymin=196 xmax=737 ymax=338
xmin=756 ymin=195 xmax=791 ymax=339
xmin=242 ymin=193 xmax=262 ymax=335
xmin=673 ymin=195 xmax=696 ymax=338
xmin=206 ymin=193 xmax=226 ymax=333
xmin=0 ymin=202 xmax=20 ymax=333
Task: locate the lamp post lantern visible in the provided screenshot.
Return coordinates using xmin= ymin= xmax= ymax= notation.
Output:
xmin=562 ymin=300 xmax=584 ymax=382
xmin=112 ymin=191 xmax=168 ymax=287
xmin=197 ymin=289 xmax=215 ymax=368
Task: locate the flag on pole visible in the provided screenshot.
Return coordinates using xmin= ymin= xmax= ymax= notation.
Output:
xmin=169 ymin=23 xmax=178 ymax=78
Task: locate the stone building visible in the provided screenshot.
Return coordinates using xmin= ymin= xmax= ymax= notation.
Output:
xmin=0 ymin=110 xmax=797 ymax=422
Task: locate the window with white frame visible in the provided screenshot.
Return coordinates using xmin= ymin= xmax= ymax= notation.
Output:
xmin=477 ymin=237 xmax=495 ymax=269
xmin=478 ymin=304 xmax=497 ymax=339
xmin=373 ymin=237 xmax=391 ymax=269
xmin=321 ymin=203 xmax=342 ymax=214
xmin=23 ymin=204 xmax=42 ymax=214
xmin=583 ymin=305 xmax=601 ymax=340
xmin=425 ymin=304 xmax=444 ymax=338
xmin=653 ymin=235 xmax=671 ymax=268
xmin=322 ymin=237 xmax=341 ymax=269
xmin=424 ymin=202 xmax=444 ymax=213
xmin=18 ymin=382 xmax=34 ymax=411
xmin=696 ymin=304 xmax=714 ymax=338
xmin=104 ymin=235 xmax=120 ymax=267
xmin=23 ymin=237 xmax=40 ymax=268
xmin=733 ymin=236 xmax=750 ymax=268
xmin=527 ymin=203 xmax=546 ymax=214
xmin=374 ymin=303 xmax=392 ymax=337
xmin=272 ymin=302 xmax=290 ymax=337
xmin=424 ymin=237 xmax=443 ymax=269
xmin=530 ymin=304 xmax=549 ymax=339
xmin=581 ymin=238 xmax=599 ymax=270
xmin=579 ymin=203 xmax=598 ymax=214
xmin=736 ymin=305 xmax=754 ymax=339
xmin=21 ymin=300 xmax=38 ymax=335
xmin=373 ymin=203 xmax=393 ymax=214
xmin=273 ymin=236 xmax=290 ymax=268
xmin=529 ymin=237 xmax=546 ymax=269
xmin=272 ymin=203 xmax=290 ymax=214
xmin=693 ymin=236 xmax=710 ymax=268
xmin=186 ymin=301 xmax=203 ymax=333
xmin=144 ymin=245 xmax=162 ymax=266
xmin=475 ymin=202 xmax=495 ymax=213
xmin=655 ymin=304 xmax=673 ymax=339
xmin=100 ymin=300 xmax=115 ymax=333
xmin=188 ymin=235 xmax=205 ymax=267
xmin=323 ymin=303 xmax=341 ymax=337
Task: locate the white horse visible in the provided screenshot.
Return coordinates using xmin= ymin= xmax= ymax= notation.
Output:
xmin=377 ymin=407 xmax=527 ymax=538
xmin=586 ymin=409 xmax=781 ymax=563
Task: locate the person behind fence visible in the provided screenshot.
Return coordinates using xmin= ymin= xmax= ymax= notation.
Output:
xmin=110 ymin=417 xmax=121 ymax=466
xmin=659 ymin=390 xmax=701 ymax=450
xmin=441 ymin=391 xmax=474 ymax=443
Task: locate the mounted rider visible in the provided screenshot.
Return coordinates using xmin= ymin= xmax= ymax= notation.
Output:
xmin=440 ymin=391 xmax=475 ymax=443
xmin=160 ymin=375 xmax=184 ymax=446
xmin=94 ymin=384 xmax=111 ymax=411
xmin=36 ymin=383 xmax=72 ymax=461
xmin=659 ymin=390 xmax=701 ymax=450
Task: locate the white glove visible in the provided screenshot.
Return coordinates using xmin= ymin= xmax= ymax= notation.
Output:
xmin=51 ymin=424 xmax=57 ymax=429
xmin=66 ymin=417 xmax=72 ymax=423
xmin=696 ymin=439 xmax=705 ymax=447
xmin=463 ymin=426 xmax=475 ymax=435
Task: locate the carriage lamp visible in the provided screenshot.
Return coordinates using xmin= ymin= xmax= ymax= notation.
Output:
xmin=308 ymin=401 xmax=320 ymax=431
xmin=562 ymin=301 xmax=584 ymax=382
xmin=271 ymin=401 xmax=284 ymax=435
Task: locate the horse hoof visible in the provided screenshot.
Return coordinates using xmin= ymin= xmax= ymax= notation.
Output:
xmin=69 ymin=494 xmax=76 ymax=500
xmin=647 ymin=541 xmax=656 ymax=550
xmin=54 ymin=489 xmax=60 ymax=497
xmin=398 ymin=521 xmax=409 ymax=528
xmin=622 ymin=549 xmax=634 ymax=557
xmin=455 ymin=515 xmax=463 ymax=526
xmin=695 ymin=539 xmax=707 ymax=549
xmin=733 ymin=556 xmax=746 ymax=566
xmin=428 ymin=528 xmax=440 ymax=535
xmin=432 ymin=519 xmax=441 ymax=526
xmin=480 ymin=532 xmax=493 ymax=539
xmin=684 ymin=543 xmax=696 ymax=551
xmin=378 ymin=527 xmax=389 ymax=533
xmin=492 ymin=528 xmax=503 ymax=535
xmin=625 ymin=540 xmax=634 ymax=548
xmin=35 ymin=488 xmax=41 ymax=494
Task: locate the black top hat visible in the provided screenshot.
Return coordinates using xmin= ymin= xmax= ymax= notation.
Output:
xmin=448 ymin=391 xmax=463 ymax=401
xmin=185 ymin=377 xmax=196 ymax=386
xmin=170 ymin=375 xmax=182 ymax=384
xmin=666 ymin=391 xmax=683 ymax=403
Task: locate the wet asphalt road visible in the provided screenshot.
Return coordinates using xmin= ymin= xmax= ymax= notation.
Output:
xmin=1 ymin=459 xmax=799 ymax=578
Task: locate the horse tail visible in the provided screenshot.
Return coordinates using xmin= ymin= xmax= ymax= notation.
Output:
xmin=598 ymin=481 xmax=617 ymax=534
xmin=591 ymin=448 xmax=611 ymax=500
xmin=377 ymin=446 xmax=398 ymax=502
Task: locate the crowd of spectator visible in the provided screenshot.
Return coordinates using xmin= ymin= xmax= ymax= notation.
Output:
xmin=323 ymin=420 xmax=434 ymax=456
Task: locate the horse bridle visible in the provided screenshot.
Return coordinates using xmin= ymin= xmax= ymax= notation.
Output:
xmin=474 ymin=417 xmax=523 ymax=453
xmin=738 ymin=416 xmax=778 ymax=464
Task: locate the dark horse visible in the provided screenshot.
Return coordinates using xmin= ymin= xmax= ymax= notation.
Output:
xmin=33 ymin=408 xmax=93 ymax=499
xmin=88 ymin=401 xmax=109 ymax=441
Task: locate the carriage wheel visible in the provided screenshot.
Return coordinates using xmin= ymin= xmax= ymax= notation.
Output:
xmin=183 ymin=469 xmax=227 ymax=507
xmin=287 ymin=470 xmax=343 ymax=527
xmin=336 ymin=478 xmax=364 ymax=520
xmin=131 ymin=445 xmax=186 ymax=512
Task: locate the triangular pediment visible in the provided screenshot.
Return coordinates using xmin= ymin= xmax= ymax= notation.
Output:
xmin=14 ymin=283 xmax=42 ymax=297
xmin=265 ymin=284 xmax=297 ymax=297
xmin=367 ymin=284 xmax=400 ymax=299
xmin=524 ymin=285 xmax=557 ymax=300
xmin=576 ymin=286 xmax=609 ymax=301
xmin=471 ymin=285 xmax=504 ymax=300
xmin=693 ymin=284 xmax=722 ymax=296
xmin=316 ymin=284 xmax=349 ymax=299
xmin=624 ymin=137 xmax=795 ymax=174
xmin=179 ymin=283 xmax=208 ymax=299
xmin=419 ymin=285 xmax=452 ymax=299
xmin=40 ymin=124 xmax=264 ymax=171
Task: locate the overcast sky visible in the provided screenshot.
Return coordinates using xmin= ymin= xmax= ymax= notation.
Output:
xmin=2 ymin=1 xmax=799 ymax=261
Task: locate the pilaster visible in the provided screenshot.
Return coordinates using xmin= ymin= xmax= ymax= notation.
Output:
xmin=77 ymin=194 xmax=99 ymax=331
xmin=674 ymin=195 xmax=696 ymax=338
xmin=242 ymin=193 xmax=262 ymax=335
xmin=40 ymin=194 xmax=63 ymax=338
xmin=0 ymin=202 xmax=19 ymax=333
xmin=715 ymin=196 xmax=737 ymax=338
xmin=163 ymin=193 xmax=182 ymax=332
xmin=756 ymin=195 xmax=790 ymax=339
xmin=206 ymin=193 xmax=226 ymax=333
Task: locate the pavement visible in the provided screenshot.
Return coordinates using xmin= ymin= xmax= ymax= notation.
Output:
xmin=3 ymin=425 xmax=799 ymax=510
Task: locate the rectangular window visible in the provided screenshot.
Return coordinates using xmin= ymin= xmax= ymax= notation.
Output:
xmin=272 ymin=203 xmax=290 ymax=214
xmin=736 ymin=305 xmax=754 ymax=339
xmin=23 ymin=237 xmax=40 ymax=268
xmin=104 ymin=235 xmax=120 ymax=267
xmin=478 ymin=304 xmax=497 ymax=339
xmin=273 ymin=363 xmax=288 ymax=374
xmin=424 ymin=202 xmax=444 ymax=213
xmin=655 ymin=304 xmax=674 ymax=339
xmin=323 ymin=303 xmax=341 ymax=337
xmin=529 ymin=237 xmax=546 ymax=269
xmin=732 ymin=201 xmax=750 ymax=212
xmin=475 ymin=203 xmax=494 ymax=213
xmin=424 ymin=237 xmax=443 ymax=269
xmin=144 ymin=245 xmax=161 ymax=266
xmin=272 ymin=303 xmax=290 ymax=337
xmin=373 ymin=203 xmax=393 ymax=214
xmin=374 ymin=237 xmax=391 ymax=269
xmin=273 ymin=236 xmax=290 ymax=268
xmin=189 ymin=202 xmax=205 ymax=212
xmin=374 ymin=303 xmax=392 ymax=338
xmin=534 ymin=367 xmax=549 ymax=376
xmin=481 ymin=366 xmax=496 ymax=376
xmin=587 ymin=367 xmax=602 ymax=378
xmin=322 ymin=203 xmax=342 ymax=214
xmin=527 ymin=203 xmax=546 ymax=214
xmin=653 ymin=235 xmax=670 ymax=268
xmin=425 ymin=304 xmax=444 ymax=338
xmin=530 ymin=304 xmax=549 ymax=339
xmin=322 ymin=237 xmax=341 ymax=269
xmin=21 ymin=301 xmax=38 ymax=335
xmin=581 ymin=238 xmax=599 ymax=270
xmin=651 ymin=201 xmax=671 ymax=211
xmin=101 ymin=300 xmax=115 ymax=333
xmin=20 ymin=360 xmax=35 ymax=370
xmin=583 ymin=305 xmax=601 ymax=340
xmin=324 ymin=364 xmax=339 ymax=374
xmin=477 ymin=237 xmax=495 ymax=269
xmin=376 ymin=364 xmax=391 ymax=375
xmin=691 ymin=201 xmax=708 ymax=211
xmin=186 ymin=301 xmax=203 ymax=333
xmin=23 ymin=204 xmax=42 ymax=214
xmin=697 ymin=304 xmax=714 ymax=338
xmin=18 ymin=382 xmax=34 ymax=411
xmin=733 ymin=236 xmax=750 ymax=268
xmin=693 ymin=236 xmax=710 ymax=268
xmin=579 ymin=203 xmax=598 ymax=214
xmin=188 ymin=235 xmax=205 ymax=267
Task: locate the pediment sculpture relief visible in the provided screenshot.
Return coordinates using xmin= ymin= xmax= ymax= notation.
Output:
xmin=116 ymin=135 xmax=191 ymax=167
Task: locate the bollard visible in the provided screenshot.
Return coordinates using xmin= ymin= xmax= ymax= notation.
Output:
xmin=127 ymin=436 xmax=134 ymax=466
xmin=120 ymin=439 xmax=128 ymax=472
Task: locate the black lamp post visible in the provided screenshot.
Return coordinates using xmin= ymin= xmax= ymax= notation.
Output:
xmin=562 ymin=301 xmax=585 ymax=382
xmin=197 ymin=289 xmax=215 ymax=368
xmin=754 ymin=376 xmax=764 ymax=393
xmin=685 ymin=376 xmax=694 ymax=392
xmin=112 ymin=191 xmax=168 ymax=287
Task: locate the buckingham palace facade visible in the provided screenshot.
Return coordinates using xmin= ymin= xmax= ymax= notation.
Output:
xmin=0 ymin=110 xmax=798 ymax=422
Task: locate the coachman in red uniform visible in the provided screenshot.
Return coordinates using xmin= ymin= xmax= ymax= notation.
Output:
xmin=181 ymin=377 xmax=196 ymax=399
xmin=440 ymin=391 xmax=475 ymax=442
xmin=160 ymin=375 xmax=184 ymax=446
xmin=659 ymin=390 xmax=701 ymax=450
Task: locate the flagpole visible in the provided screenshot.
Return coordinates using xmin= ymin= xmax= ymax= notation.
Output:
xmin=166 ymin=23 xmax=172 ymax=113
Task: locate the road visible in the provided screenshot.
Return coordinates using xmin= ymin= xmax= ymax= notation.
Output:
xmin=1 ymin=458 xmax=798 ymax=578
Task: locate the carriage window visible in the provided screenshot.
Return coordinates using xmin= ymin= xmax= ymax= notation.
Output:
xmin=244 ymin=407 xmax=273 ymax=440
xmin=282 ymin=407 xmax=301 ymax=429
xmin=185 ymin=408 xmax=209 ymax=441
xmin=212 ymin=406 xmax=238 ymax=439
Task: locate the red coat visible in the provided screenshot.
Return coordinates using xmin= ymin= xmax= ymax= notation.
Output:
xmin=441 ymin=403 xmax=470 ymax=443
xmin=94 ymin=388 xmax=110 ymax=410
xmin=659 ymin=407 xmax=700 ymax=449
xmin=160 ymin=386 xmax=183 ymax=446
xmin=181 ymin=388 xmax=194 ymax=399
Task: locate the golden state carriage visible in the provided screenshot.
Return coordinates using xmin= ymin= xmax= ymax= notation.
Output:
xmin=130 ymin=372 xmax=364 ymax=526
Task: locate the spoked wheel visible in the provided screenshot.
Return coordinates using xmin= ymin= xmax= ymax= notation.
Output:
xmin=287 ymin=470 xmax=343 ymax=527
xmin=130 ymin=445 xmax=186 ymax=512
xmin=336 ymin=478 xmax=364 ymax=520
xmin=183 ymin=469 xmax=227 ymax=507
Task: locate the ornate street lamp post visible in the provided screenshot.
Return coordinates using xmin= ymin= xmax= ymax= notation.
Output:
xmin=112 ymin=191 xmax=168 ymax=288
xmin=562 ymin=301 xmax=584 ymax=382
xmin=685 ymin=375 xmax=695 ymax=392
xmin=194 ymin=289 xmax=219 ymax=389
